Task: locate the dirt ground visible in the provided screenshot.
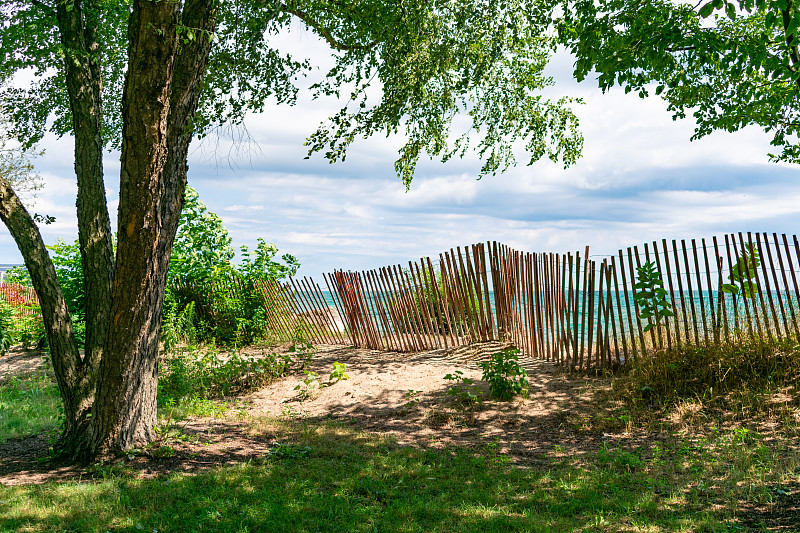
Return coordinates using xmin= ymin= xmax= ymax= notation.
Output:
xmin=0 ymin=342 xmax=613 ymax=485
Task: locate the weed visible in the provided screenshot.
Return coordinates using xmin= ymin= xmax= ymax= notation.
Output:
xmin=721 ymin=243 xmax=760 ymax=300
xmin=479 ymin=348 xmax=529 ymax=400
xmin=149 ymin=445 xmax=177 ymax=460
xmin=267 ymin=442 xmax=312 ymax=460
xmin=287 ymin=339 xmax=315 ymax=370
xmin=443 ymin=371 xmax=482 ymax=406
xmin=280 ymin=403 xmax=302 ymax=420
xmin=633 ymin=261 xmax=674 ymax=333
xmin=402 ymin=389 xmax=423 ymax=410
xmin=85 ymin=461 xmax=132 ymax=480
xmin=158 ymin=346 xmax=294 ymax=404
xmin=294 ymin=371 xmax=320 ymax=400
xmin=328 ymin=361 xmax=349 ymax=384
xmin=0 ymin=304 xmax=14 ymax=355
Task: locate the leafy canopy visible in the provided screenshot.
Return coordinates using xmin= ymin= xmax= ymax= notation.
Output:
xmin=558 ymin=0 xmax=800 ymax=163
xmin=1 ymin=0 xmax=583 ymax=187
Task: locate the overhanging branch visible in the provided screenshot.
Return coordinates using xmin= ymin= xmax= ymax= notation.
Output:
xmin=283 ymin=6 xmax=378 ymax=51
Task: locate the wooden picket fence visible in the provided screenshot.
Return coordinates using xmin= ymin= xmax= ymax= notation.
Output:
xmin=258 ymin=232 xmax=800 ymax=370
xmin=0 ymin=282 xmax=39 ymax=317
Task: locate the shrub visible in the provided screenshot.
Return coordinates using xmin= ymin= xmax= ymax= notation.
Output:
xmin=615 ymin=339 xmax=800 ymax=408
xmin=479 ymin=348 xmax=529 ymax=400
xmin=162 ymin=188 xmax=299 ymax=347
xmin=158 ymin=346 xmax=305 ymax=404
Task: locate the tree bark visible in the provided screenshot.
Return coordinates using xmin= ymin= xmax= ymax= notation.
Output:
xmin=0 ymin=177 xmax=90 ymax=444
xmin=56 ymin=0 xmax=115 ymax=381
xmin=74 ymin=0 xmax=218 ymax=460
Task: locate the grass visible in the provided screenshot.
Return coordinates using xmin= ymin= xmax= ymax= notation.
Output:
xmin=593 ymin=337 xmax=800 ymax=436
xmin=2 ymin=418 xmax=796 ymax=533
xmin=0 ymin=372 xmax=61 ymax=442
xmin=0 ymin=338 xmax=799 ymax=532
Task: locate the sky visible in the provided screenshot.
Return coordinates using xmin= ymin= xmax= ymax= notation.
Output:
xmin=3 ymin=25 xmax=799 ymax=280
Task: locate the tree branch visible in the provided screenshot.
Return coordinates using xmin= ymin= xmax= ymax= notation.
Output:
xmin=781 ymin=2 xmax=800 ymax=88
xmin=283 ymin=6 xmax=378 ymax=51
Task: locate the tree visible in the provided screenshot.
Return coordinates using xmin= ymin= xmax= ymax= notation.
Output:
xmin=0 ymin=0 xmax=583 ymax=462
xmin=168 ymin=187 xmax=299 ymax=283
xmin=557 ymin=0 xmax=800 ymax=163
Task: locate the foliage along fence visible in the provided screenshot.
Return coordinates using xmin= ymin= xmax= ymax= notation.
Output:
xmin=257 ymin=232 xmax=800 ymax=370
xmin=0 ymin=283 xmax=39 ymax=317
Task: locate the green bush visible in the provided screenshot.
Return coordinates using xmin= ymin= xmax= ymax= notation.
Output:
xmin=479 ymin=348 xmax=529 ymax=400
xmin=0 ymin=303 xmax=48 ymax=350
xmin=3 ymin=188 xmax=298 ymax=351
xmin=162 ymin=188 xmax=299 ymax=347
xmin=158 ymin=342 xmax=315 ymax=404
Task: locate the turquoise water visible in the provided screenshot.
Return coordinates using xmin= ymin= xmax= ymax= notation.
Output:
xmin=310 ymin=289 xmax=798 ymax=337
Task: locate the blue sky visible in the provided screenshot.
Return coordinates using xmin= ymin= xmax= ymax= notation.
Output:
xmin=3 ymin=27 xmax=799 ymax=280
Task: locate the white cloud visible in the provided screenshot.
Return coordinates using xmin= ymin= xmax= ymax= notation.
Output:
xmin=223 ymin=205 xmax=265 ymax=212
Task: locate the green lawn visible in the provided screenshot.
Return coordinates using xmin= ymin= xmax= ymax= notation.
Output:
xmin=1 ymin=417 xmax=797 ymax=532
xmin=0 ymin=373 xmax=61 ymax=442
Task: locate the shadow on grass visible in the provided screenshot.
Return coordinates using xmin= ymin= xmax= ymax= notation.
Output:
xmin=0 ymin=420 xmax=718 ymax=533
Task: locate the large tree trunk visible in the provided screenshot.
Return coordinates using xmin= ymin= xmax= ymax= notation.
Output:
xmin=0 ymin=0 xmax=217 ymax=462
xmin=0 ymin=178 xmax=89 ymax=441
xmin=74 ymin=0 xmax=217 ymax=460
xmin=56 ymin=0 xmax=115 ymax=382
xmin=51 ymin=0 xmax=116 ymax=456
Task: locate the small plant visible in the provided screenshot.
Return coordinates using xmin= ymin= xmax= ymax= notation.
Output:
xmin=633 ymin=261 xmax=674 ymax=333
xmin=149 ymin=445 xmax=177 ymax=460
xmin=443 ymin=370 xmax=482 ymax=405
xmin=280 ymin=403 xmax=302 ymax=420
xmin=158 ymin=347 xmax=292 ymax=407
xmin=328 ymin=361 xmax=350 ymax=384
xmin=0 ymin=304 xmax=14 ymax=355
xmin=294 ymin=370 xmax=320 ymax=400
xmin=479 ymin=348 xmax=529 ymax=400
xmin=402 ymin=389 xmax=423 ymax=409
xmin=267 ymin=442 xmax=311 ymax=460
xmin=721 ymin=243 xmax=760 ymax=299
xmin=288 ymin=337 xmax=315 ymax=370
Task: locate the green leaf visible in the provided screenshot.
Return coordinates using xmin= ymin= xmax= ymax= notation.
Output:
xmin=765 ymin=10 xmax=778 ymax=27
xmin=724 ymin=2 xmax=736 ymax=19
xmin=721 ymin=284 xmax=739 ymax=294
xmin=698 ymin=2 xmax=714 ymax=16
